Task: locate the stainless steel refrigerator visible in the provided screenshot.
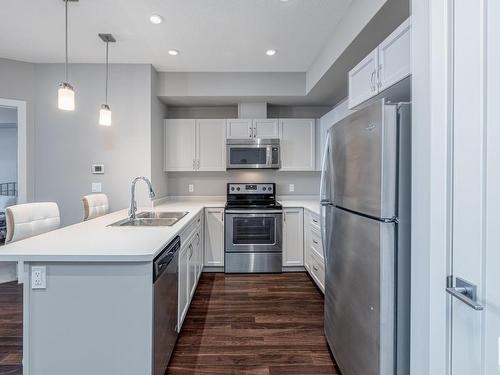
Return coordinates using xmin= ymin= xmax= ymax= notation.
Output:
xmin=320 ymin=100 xmax=411 ymax=375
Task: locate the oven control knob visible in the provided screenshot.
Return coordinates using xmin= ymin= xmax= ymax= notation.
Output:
xmin=236 ymin=187 xmax=240 ymax=191
xmin=262 ymin=187 xmax=266 ymax=191
xmin=231 ymin=187 xmax=235 ymax=191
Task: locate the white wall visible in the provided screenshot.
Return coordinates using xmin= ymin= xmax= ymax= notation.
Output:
xmin=33 ymin=63 xmax=155 ymax=226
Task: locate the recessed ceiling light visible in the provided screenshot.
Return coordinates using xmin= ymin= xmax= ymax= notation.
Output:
xmin=280 ymin=0 xmax=290 ymax=2
xmin=266 ymin=49 xmax=277 ymax=56
xmin=168 ymin=49 xmax=180 ymax=56
xmin=149 ymin=14 xmax=163 ymax=24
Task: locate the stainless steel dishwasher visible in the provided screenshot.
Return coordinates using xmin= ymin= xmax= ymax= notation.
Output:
xmin=153 ymin=236 xmax=180 ymax=375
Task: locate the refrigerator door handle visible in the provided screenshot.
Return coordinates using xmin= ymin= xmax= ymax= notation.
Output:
xmin=319 ymin=131 xmax=333 ymax=262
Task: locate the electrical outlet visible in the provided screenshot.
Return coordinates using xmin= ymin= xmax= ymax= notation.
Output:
xmin=31 ymin=266 xmax=46 ymax=289
xmin=188 ymin=184 xmax=194 ymax=193
xmin=289 ymin=184 xmax=295 ymax=192
xmin=92 ymin=182 xmax=102 ymax=193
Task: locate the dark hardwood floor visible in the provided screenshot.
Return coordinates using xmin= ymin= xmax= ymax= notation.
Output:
xmin=0 ymin=282 xmax=22 ymax=375
xmin=168 ymin=273 xmax=339 ymax=374
xmin=0 ymin=273 xmax=338 ymax=375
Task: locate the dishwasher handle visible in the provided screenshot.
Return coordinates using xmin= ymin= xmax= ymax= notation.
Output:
xmin=153 ymin=236 xmax=181 ymax=282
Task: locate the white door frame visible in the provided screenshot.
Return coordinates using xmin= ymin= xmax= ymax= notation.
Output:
xmin=0 ymin=98 xmax=27 ymax=204
xmin=410 ymin=1 xmax=453 ymax=374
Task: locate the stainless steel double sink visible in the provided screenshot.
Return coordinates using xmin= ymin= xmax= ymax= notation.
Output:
xmin=109 ymin=211 xmax=189 ymax=227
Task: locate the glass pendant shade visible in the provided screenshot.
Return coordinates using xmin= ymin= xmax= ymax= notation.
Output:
xmin=57 ymin=82 xmax=75 ymax=111
xmin=99 ymin=104 xmax=112 ymax=126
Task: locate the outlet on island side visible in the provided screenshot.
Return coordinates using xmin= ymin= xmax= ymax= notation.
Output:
xmin=188 ymin=184 xmax=194 ymax=193
xmin=289 ymin=184 xmax=295 ymax=193
xmin=31 ymin=266 xmax=46 ymax=289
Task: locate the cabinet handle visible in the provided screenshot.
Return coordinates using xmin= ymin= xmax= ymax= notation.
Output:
xmin=312 ymin=219 xmax=318 ymax=224
xmin=221 ymin=213 xmax=224 ymax=222
xmin=370 ymin=71 xmax=377 ymax=92
xmin=249 ymin=127 xmax=252 ymax=138
xmin=196 ymin=233 xmax=200 ymax=246
xmin=378 ymin=64 xmax=383 ymax=88
xmin=313 ymin=265 xmax=319 ymax=272
xmin=189 ymin=244 xmax=193 ymax=259
xmin=313 ymin=240 xmax=319 ymax=245
xmin=192 ymin=159 xmax=196 ymax=170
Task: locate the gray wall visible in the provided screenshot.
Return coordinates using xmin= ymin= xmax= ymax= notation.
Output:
xmin=33 ymin=63 xmax=154 ymax=225
xmin=166 ymin=106 xmax=238 ymax=119
xmin=0 ymin=58 xmax=35 ymax=200
xmin=167 ymin=170 xmax=320 ymax=196
xmin=150 ymin=67 xmax=169 ymax=198
xmin=0 ymin=127 xmax=17 ymax=184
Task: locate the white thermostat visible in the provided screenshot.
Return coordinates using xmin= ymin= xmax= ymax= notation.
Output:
xmin=92 ymin=164 xmax=105 ymax=174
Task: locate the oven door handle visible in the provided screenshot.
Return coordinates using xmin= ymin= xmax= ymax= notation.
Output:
xmin=225 ymin=210 xmax=283 ymax=215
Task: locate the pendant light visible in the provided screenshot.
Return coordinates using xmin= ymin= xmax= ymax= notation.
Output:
xmin=58 ymin=0 xmax=76 ymax=111
xmin=98 ymin=33 xmax=115 ymax=126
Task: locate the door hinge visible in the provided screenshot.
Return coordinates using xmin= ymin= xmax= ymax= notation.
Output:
xmin=446 ymin=275 xmax=453 ymax=288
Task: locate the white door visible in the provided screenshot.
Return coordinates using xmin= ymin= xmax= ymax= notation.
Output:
xmin=446 ymin=1 xmax=500 ymax=373
xmin=253 ymin=119 xmax=279 ymax=138
xmin=196 ymin=119 xmax=226 ymax=171
xmin=204 ymin=208 xmax=224 ymax=267
xmin=348 ymin=48 xmax=379 ymax=109
xmin=279 ymin=119 xmax=316 ymax=171
xmin=378 ymin=18 xmax=411 ymax=92
xmin=226 ymin=119 xmax=252 ymax=139
xmin=282 ymin=208 xmax=304 ymax=266
xmin=164 ymin=119 xmax=196 ymax=171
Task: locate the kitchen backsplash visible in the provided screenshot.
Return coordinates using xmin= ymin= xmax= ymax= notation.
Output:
xmin=166 ymin=171 xmax=320 ymax=196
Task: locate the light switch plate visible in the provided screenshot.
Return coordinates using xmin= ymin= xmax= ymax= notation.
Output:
xmin=289 ymin=184 xmax=295 ymax=192
xmin=31 ymin=266 xmax=46 ymax=289
xmin=92 ymin=183 xmax=102 ymax=193
xmin=188 ymin=184 xmax=194 ymax=193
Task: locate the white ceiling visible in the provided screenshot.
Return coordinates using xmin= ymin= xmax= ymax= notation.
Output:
xmin=0 ymin=0 xmax=352 ymax=72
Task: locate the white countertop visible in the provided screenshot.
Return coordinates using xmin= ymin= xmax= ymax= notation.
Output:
xmin=0 ymin=199 xmax=319 ymax=262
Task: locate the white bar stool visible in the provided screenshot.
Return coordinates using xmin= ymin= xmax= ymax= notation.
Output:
xmin=5 ymin=202 xmax=61 ymax=283
xmin=82 ymin=193 xmax=109 ymax=221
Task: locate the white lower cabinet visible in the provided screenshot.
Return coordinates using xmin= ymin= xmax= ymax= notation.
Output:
xmin=204 ymin=208 xmax=225 ymax=267
xmin=283 ymin=208 xmax=304 ymax=266
xmin=178 ymin=212 xmax=204 ymax=331
xmin=303 ymin=210 xmax=325 ymax=293
xmin=178 ymin=244 xmax=189 ymax=328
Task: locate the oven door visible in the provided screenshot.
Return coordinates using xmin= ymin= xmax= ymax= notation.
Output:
xmin=225 ymin=211 xmax=283 ymax=252
xmin=226 ymin=144 xmax=274 ymax=169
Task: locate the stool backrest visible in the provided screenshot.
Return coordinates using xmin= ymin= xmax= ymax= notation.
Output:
xmin=5 ymin=202 xmax=60 ymax=243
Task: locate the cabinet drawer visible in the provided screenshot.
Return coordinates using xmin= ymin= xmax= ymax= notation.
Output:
xmin=311 ymin=230 xmax=324 ymax=260
xmin=310 ymin=250 xmax=325 ymax=293
xmin=180 ymin=212 xmax=202 ymax=244
xmin=309 ymin=211 xmax=320 ymax=232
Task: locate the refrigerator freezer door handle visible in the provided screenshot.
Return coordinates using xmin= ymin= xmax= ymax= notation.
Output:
xmin=319 ymin=131 xmax=332 ymax=262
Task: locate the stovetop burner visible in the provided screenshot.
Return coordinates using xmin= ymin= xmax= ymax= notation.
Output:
xmin=225 ymin=183 xmax=281 ymax=210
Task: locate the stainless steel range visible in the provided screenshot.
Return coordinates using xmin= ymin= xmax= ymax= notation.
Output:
xmin=225 ymin=183 xmax=283 ymax=273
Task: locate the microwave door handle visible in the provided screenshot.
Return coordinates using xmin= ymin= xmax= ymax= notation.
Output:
xmin=266 ymin=146 xmax=272 ymax=167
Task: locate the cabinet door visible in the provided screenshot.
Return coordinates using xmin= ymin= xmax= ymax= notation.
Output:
xmin=194 ymin=229 xmax=203 ymax=280
xmin=164 ymin=119 xmax=196 ymax=171
xmin=204 ymin=208 xmax=224 ymax=267
xmin=348 ymin=48 xmax=379 ymax=109
xmin=283 ymin=208 xmax=304 ymax=266
xmin=178 ymin=245 xmax=189 ymax=330
xmin=196 ymin=119 xmax=226 ymax=171
xmin=253 ymin=119 xmax=279 ymax=138
xmin=303 ymin=210 xmax=312 ymax=272
xmin=226 ymin=119 xmax=252 ymax=139
xmin=378 ymin=18 xmax=411 ymax=92
xmin=279 ymin=119 xmax=316 ymax=171
xmin=188 ymin=241 xmax=197 ymax=299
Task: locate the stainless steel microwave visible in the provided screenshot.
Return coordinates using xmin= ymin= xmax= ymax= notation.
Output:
xmin=226 ymin=139 xmax=280 ymax=169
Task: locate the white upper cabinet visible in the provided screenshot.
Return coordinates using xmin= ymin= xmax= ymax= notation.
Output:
xmin=226 ymin=119 xmax=252 ymax=139
xmin=348 ymin=48 xmax=379 ymax=109
xmin=196 ymin=119 xmax=226 ymax=171
xmin=279 ymin=119 xmax=316 ymax=171
xmin=253 ymin=119 xmax=279 ymax=138
xmin=283 ymin=208 xmax=304 ymax=267
xmin=378 ymin=18 xmax=411 ymax=92
xmin=165 ymin=119 xmax=226 ymax=172
xmin=348 ymin=17 xmax=412 ymax=109
xmin=164 ymin=119 xmax=196 ymax=171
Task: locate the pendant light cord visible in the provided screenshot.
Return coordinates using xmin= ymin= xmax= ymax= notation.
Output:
xmin=105 ymin=41 xmax=109 ymax=105
xmin=65 ymin=0 xmax=69 ymax=82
